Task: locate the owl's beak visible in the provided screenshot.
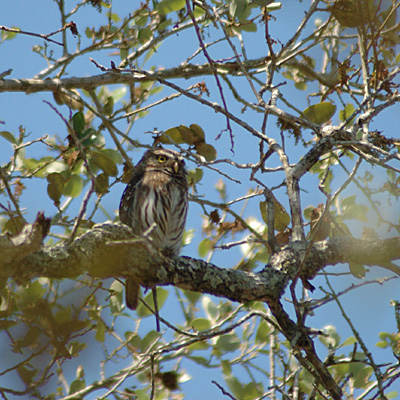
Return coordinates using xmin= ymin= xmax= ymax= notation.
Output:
xmin=173 ymin=161 xmax=179 ymax=173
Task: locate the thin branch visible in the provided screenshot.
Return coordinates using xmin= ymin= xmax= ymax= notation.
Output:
xmin=0 ymin=167 xmax=24 ymax=220
xmin=325 ymin=276 xmax=387 ymax=398
xmin=0 ymin=25 xmax=64 ymax=46
xmin=43 ymin=101 xmax=97 ymax=241
xmin=212 ymin=380 xmax=237 ymax=400
xmin=185 ymin=0 xmax=233 ymax=148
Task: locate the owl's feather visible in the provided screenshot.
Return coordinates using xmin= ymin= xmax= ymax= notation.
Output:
xmin=119 ymin=149 xmax=188 ymax=315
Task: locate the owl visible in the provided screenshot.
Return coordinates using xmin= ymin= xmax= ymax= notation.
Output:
xmin=119 ymin=148 xmax=189 ymax=311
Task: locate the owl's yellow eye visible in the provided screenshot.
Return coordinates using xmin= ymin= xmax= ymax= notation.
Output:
xmin=157 ymin=155 xmax=167 ymax=163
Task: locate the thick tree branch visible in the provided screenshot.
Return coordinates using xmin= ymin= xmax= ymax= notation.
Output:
xmin=2 ymin=218 xmax=399 ymax=400
xmin=0 ymin=212 xmax=50 ymax=277
xmin=0 ymin=60 xmax=268 ymax=94
xmin=2 ymin=219 xmax=399 ymax=297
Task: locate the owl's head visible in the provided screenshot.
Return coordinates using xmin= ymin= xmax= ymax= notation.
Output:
xmin=139 ymin=148 xmax=186 ymax=176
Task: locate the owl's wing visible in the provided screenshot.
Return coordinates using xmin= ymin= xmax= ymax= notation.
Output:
xmin=119 ymin=170 xmax=144 ymax=225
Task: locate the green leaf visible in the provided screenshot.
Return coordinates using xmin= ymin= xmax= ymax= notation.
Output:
xmin=1 ymin=27 xmax=19 ymax=41
xmin=77 ymin=128 xmax=96 ymax=147
xmin=17 ymin=366 xmax=37 ymax=386
xmin=195 ymin=142 xmax=217 ymax=161
xmin=62 ymin=174 xmax=83 ymax=198
xmin=109 ymin=280 xmax=123 ymax=314
xmin=342 ymin=203 xmax=368 ymax=222
xmin=149 ymin=86 xmax=163 ymax=96
xmin=76 ymin=366 xmax=85 ymax=380
xmin=160 ymin=126 xmax=186 ymax=144
xmin=221 ymin=360 xmax=232 ymax=375
xmin=202 ymin=296 xmax=219 ymax=322
xmin=236 ymin=22 xmax=257 ymax=32
xmin=69 ymin=341 xmax=87 ymax=357
xmin=352 ymin=205 xmax=368 ymax=222
xmin=216 ymin=333 xmax=241 ymax=353
xmin=45 ymin=161 xmax=68 ymax=174
xmin=182 ymin=228 xmax=195 ymax=246
xmin=198 ymin=238 xmax=213 ymax=258
xmin=23 ymin=156 xmax=55 ymax=178
xmin=379 ymin=331 xmax=394 ymax=341
xmin=69 ymin=319 xmax=89 ymax=335
xmin=230 ymin=0 xmax=248 ymax=19
xmin=255 ymin=321 xmax=271 ymax=343
xmin=109 ymin=12 xmax=121 ymax=23
xmin=124 ymin=333 xmax=141 ymax=350
xmin=349 ymin=262 xmax=366 ymax=279
xmin=319 ymin=325 xmax=341 ymax=349
xmin=110 ymin=86 xmax=127 ymax=103
xmin=182 ymin=289 xmax=202 ymax=304
xmin=342 ymin=194 xmax=356 ymax=208
xmin=120 ymin=50 xmax=128 ymax=62
xmin=102 ymin=148 xmax=123 ymax=165
xmin=69 ymin=379 xmax=86 ymax=395
xmin=187 ymin=341 xmax=209 ymax=351
xmin=4 ymin=215 xmax=26 ymax=235
xmin=333 ymin=361 xmax=350 ymax=380
xmin=103 ymin=96 xmax=114 ymax=116
xmin=191 ymin=318 xmax=211 ymax=332
xmin=225 ymin=375 xmax=245 ymax=399
xmin=339 ymin=103 xmax=356 ymax=124
xmin=0 ymin=320 xmax=17 ymax=330
xmin=353 ymin=366 xmax=373 ymax=388
xmin=18 ymin=281 xmax=47 ymax=304
xmin=387 ymin=169 xmax=396 ymax=183
xmin=47 ymin=172 xmax=65 ymax=190
xmin=303 ymin=102 xmax=336 ymax=124
xmin=140 ymin=330 xmax=161 ymax=352
xmin=292 ymin=80 xmax=307 ymax=90
xmin=94 ymin=173 xmax=109 ymax=195
xmin=90 ymin=150 xmax=118 ymax=176
xmin=136 ymin=287 xmax=169 ymax=318
xmin=188 ymin=168 xmax=204 ymax=186
xmin=303 ymin=205 xmax=315 ymax=221
xmin=259 ymin=198 xmax=290 ymax=231
xmin=138 ymin=26 xmax=152 ymax=44
xmin=266 ymin=1 xmax=282 ymax=11
xmin=341 ymin=336 xmax=357 ymax=347
xmin=85 ymin=27 xmax=94 ymax=39
xmin=157 ymin=0 xmax=186 ymax=15
xmin=156 ymin=19 xmax=172 ymax=32
xmin=329 ymin=1 xmax=361 ymax=27
xmin=0 ymin=130 xmax=17 ymax=144
xmin=251 ymin=0 xmax=274 ymax=6
xmin=189 ymin=124 xmax=206 ymax=144
xmin=47 ymin=172 xmax=65 ymax=203
xmin=95 ymin=321 xmax=106 ymax=342
xmin=19 ymin=326 xmax=41 ymax=347
xmin=71 ymin=112 xmax=85 ymax=134
xmin=135 ymin=10 xmax=149 ymax=27
xmin=47 ymin=182 xmax=62 ymax=204
xmin=242 ymin=382 xmax=263 ymax=399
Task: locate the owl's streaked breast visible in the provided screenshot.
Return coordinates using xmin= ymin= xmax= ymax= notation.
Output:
xmin=128 ymin=172 xmax=187 ymax=255
xmin=119 ymin=148 xmax=188 ymax=310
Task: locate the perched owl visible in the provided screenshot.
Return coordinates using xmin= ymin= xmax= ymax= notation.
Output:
xmin=119 ymin=148 xmax=189 ymax=313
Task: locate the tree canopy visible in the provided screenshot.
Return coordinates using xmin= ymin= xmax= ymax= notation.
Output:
xmin=0 ymin=0 xmax=400 ymax=399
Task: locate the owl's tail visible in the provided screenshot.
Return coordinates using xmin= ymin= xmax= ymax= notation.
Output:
xmin=125 ymin=280 xmax=161 ymax=332
xmin=125 ymin=278 xmax=140 ymax=310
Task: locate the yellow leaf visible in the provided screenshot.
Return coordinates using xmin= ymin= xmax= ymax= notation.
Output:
xmin=259 ymin=198 xmax=290 ymax=231
xmin=303 ymin=102 xmax=336 ymax=125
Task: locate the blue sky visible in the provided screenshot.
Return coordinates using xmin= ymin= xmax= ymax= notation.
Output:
xmin=1 ymin=1 xmax=400 ymax=398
